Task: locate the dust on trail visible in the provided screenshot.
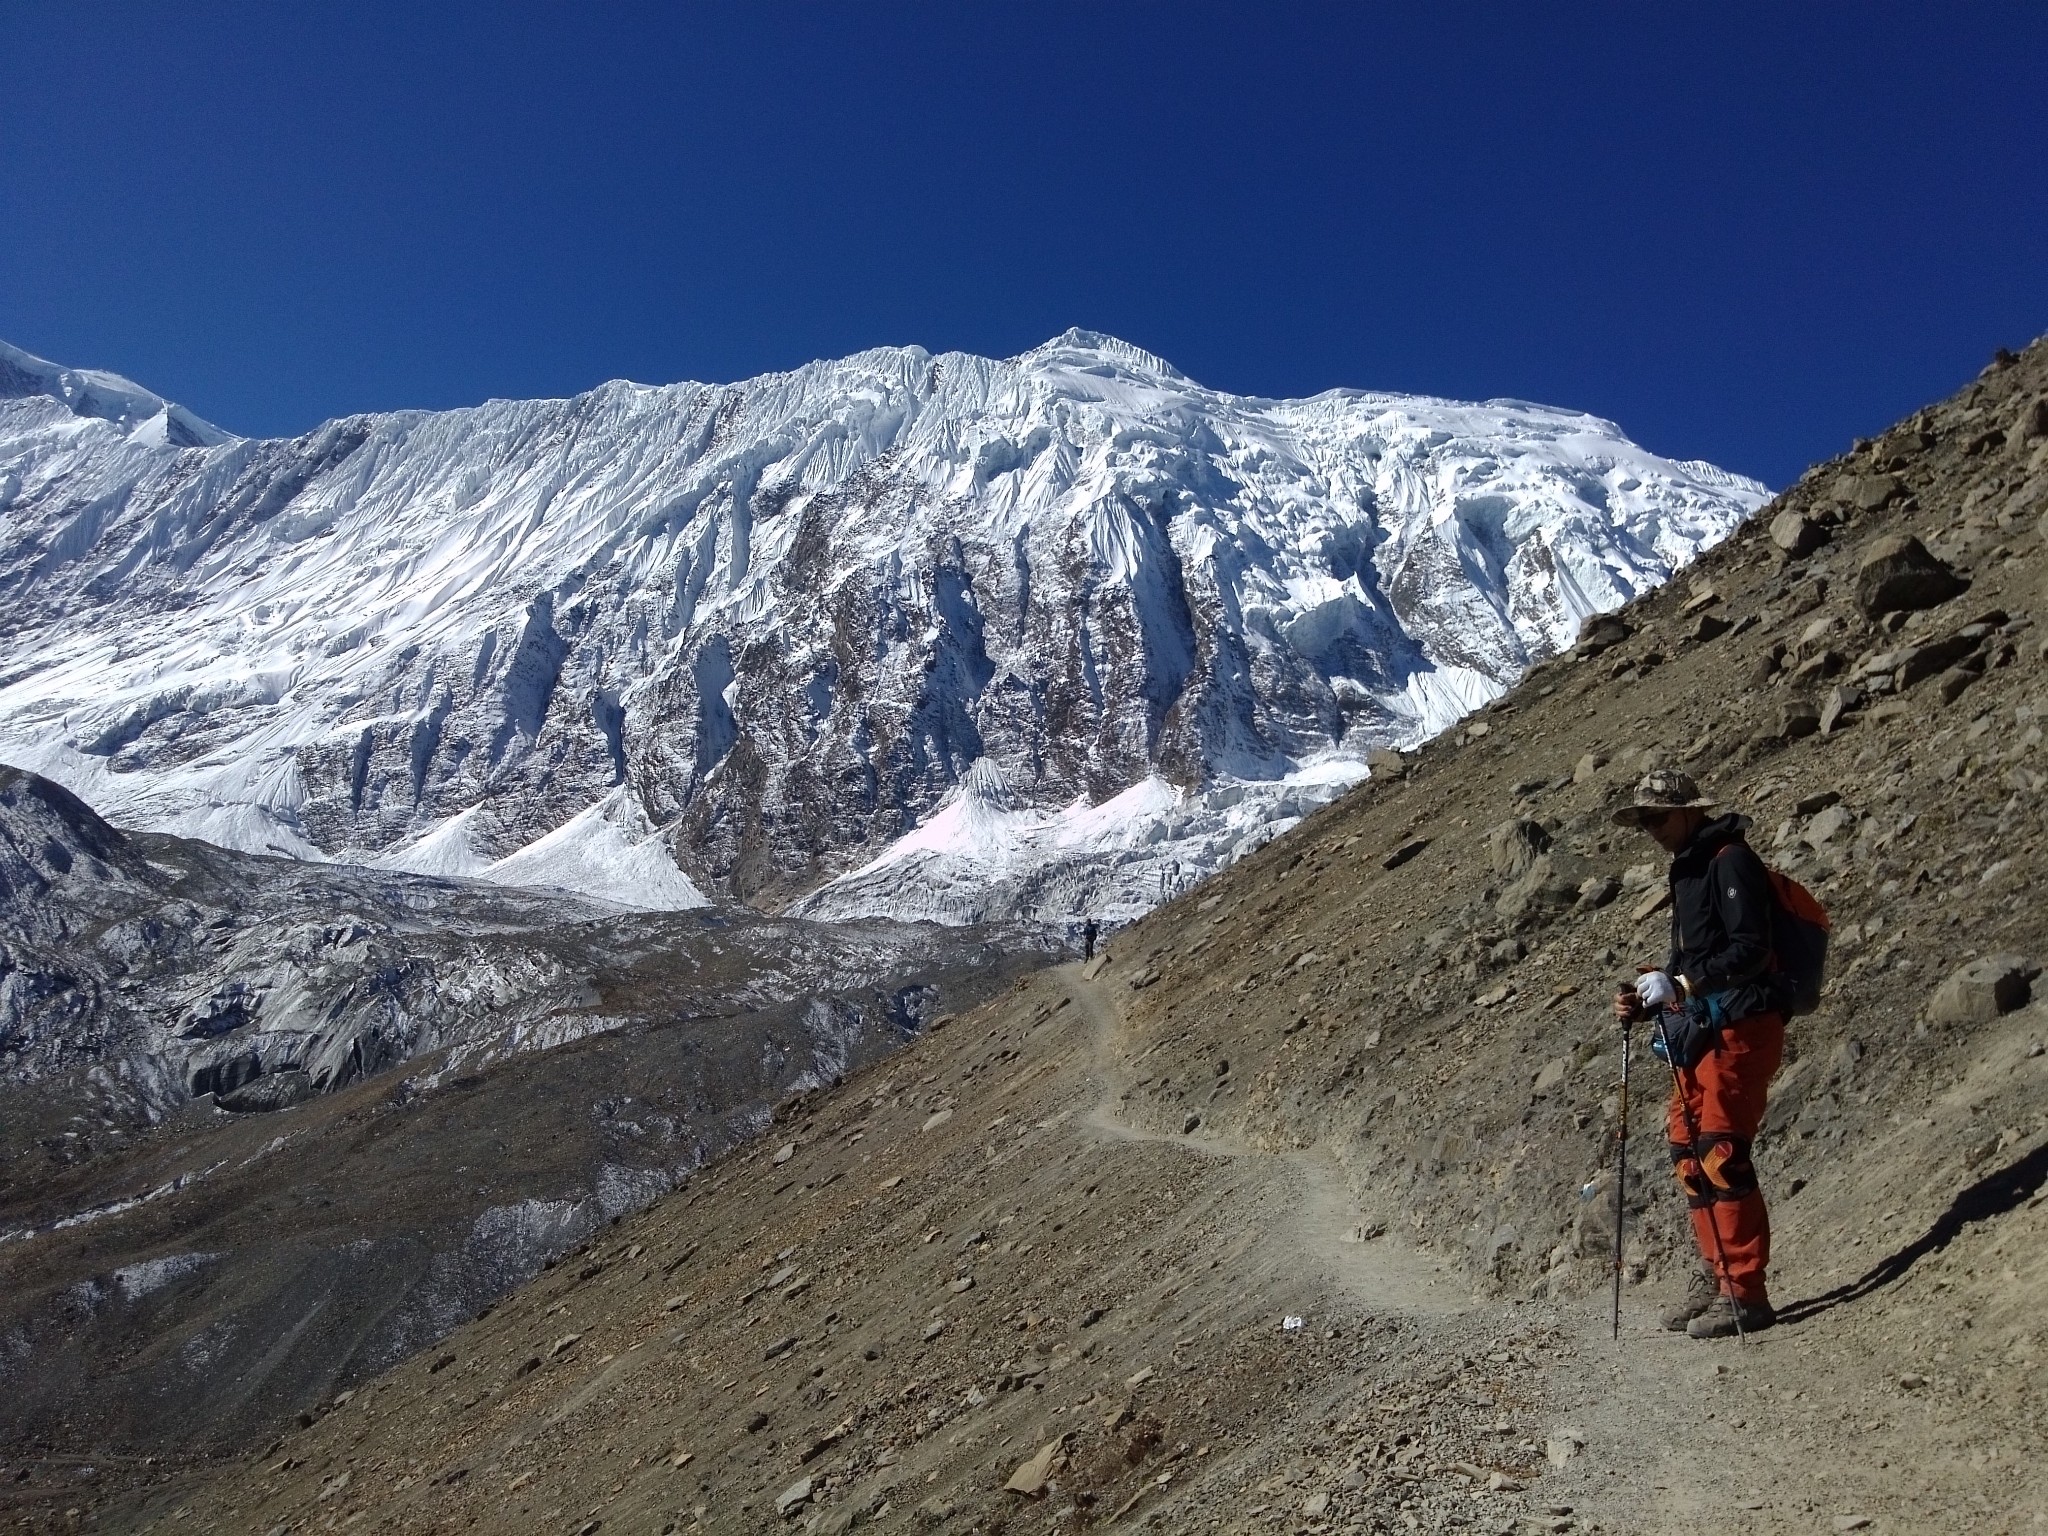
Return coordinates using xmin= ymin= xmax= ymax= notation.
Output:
xmin=1074 ymin=970 xmax=1471 ymax=1321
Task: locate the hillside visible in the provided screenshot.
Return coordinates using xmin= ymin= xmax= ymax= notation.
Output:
xmin=0 ymin=333 xmax=1764 ymax=924
xmin=0 ymin=771 xmax=1040 ymax=1475
xmin=19 ymin=338 xmax=2048 ymax=1534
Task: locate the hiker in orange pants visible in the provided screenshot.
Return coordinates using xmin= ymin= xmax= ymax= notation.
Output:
xmin=1612 ymin=769 xmax=1788 ymax=1338
xmin=1666 ymin=1009 xmax=1783 ymax=1317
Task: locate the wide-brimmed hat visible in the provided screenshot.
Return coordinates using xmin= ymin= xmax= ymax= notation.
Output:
xmin=1611 ymin=768 xmax=1718 ymax=828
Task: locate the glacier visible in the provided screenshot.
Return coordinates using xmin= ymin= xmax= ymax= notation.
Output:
xmin=0 ymin=331 xmax=1769 ymax=925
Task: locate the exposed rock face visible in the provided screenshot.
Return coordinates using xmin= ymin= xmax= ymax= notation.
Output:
xmin=0 ymin=766 xmax=156 ymax=943
xmin=0 ymin=334 xmax=1766 ymax=922
xmin=0 ymin=766 xmax=1022 ymax=1120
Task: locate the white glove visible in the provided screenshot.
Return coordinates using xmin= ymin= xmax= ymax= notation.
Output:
xmin=1635 ymin=971 xmax=1678 ymax=1009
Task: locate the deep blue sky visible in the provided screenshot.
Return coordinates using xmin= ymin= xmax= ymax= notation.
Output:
xmin=3 ymin=4 xmax=2043 ymax=488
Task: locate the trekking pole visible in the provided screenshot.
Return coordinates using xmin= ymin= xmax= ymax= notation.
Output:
xmin=1651 ymin=1009 xmax=1747 ymax=1344
xmin=1611 ymin=1015 xmax=1631 ymax=1341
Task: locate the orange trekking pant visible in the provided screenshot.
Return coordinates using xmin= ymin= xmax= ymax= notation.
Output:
xmin=1666 ymin=1011 xmax=1784 ymax=1304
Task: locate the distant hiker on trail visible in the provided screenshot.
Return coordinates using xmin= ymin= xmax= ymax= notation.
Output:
xmin=1081 ymin=917 xmax=1099 ymax=961
xmin=1611 ymin=769 xmax=1785 ymax=1339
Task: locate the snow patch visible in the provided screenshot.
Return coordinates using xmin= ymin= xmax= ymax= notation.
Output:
xmin=112 ymin=1251 xmax=220 ymax=1302
xmin=482 ymin=790 xmax=707 ymax=910
xmin=793 ymin=757 xmax=1367 ymax=930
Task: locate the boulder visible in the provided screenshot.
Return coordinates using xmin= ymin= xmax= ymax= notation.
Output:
xmin=1794 ymin=611 xmax=1844 ymax=659
xmin=1005 ymin=1440 xmax=1065 ymax=1498
xmin=1575 ymin=614 xmax=1631 ymax=657
xmin=1897 ymin=632 xmax=1979 ymax=687
xmin=1937 ymin=665 xmax=1981 ymax=704
xmin=1365 ymin=746 xmax=1407 ymax=780
xmin=1770 ymin=510 xmax=1829 ymax=557
xmin=1487 ymin=818 xmax=1552 ymax=880
xmin=1382 ymin=838 xmax=1430 ymax=870
xmin=1854 ymin=534 xmax=1968 ymax=617
xmin=1927 ymin=955 xmax=2031 ymax=1025
xmin=1546 ymin=1428 xmax=1587 ymax=1468
xmin=1496 ymin=853 xmax=1587 ymax=927
xmin=1789 ymin=650 xmax=1846 ymax=686
xmin=2015 ymin=397 xmax=2048 ymax=445
xmin=1832 ymin=473 xmax=1903 ymax=511
xmin=1804 ymin=804 xmax=1854 ymax=845
xmin=1780 ymin=698 xmax=1821 ymax=741
xmin=1819 ymin=685 xmax=1864 ymax=735
xmin=1576 ymin=874 xmax=1620 ymax=910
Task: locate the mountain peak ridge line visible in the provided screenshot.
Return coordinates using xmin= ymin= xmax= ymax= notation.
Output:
xmin=0 ymin=331 xmax=1767 ymax=926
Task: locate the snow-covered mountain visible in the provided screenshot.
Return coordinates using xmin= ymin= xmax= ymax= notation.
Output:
xmin=0 ymin=333 xmax=1768 ymax=923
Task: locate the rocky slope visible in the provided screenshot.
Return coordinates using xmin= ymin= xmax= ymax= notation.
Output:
xmin=0 ymin=334 xmax=1766 ymax=925
xmin=47 ymin=336 xmax=2046 ymax=1536
xmin=0 ymin=767 xmax=1040 ymax=1472
xmin=0 ymin=765 xmax=1018 ymax=1122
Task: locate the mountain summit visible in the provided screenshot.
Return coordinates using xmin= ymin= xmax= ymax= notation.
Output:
xmin=0 ymin=336 xmax=1766 ymax=921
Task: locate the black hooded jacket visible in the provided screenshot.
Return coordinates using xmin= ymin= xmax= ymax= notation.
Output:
xmin=1664 ymin=812 xmax=1778 ymax=1023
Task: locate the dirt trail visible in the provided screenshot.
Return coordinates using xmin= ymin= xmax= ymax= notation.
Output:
xmin=1074 ymin=969 xmax=1465 ymax=1320
xmin=101 ymin=956 xmax=2041 ymax=1536
xmin=1546 ymin=1149 xmax=2048 ymax=1535
xmin=1081 ymin=956 xmax=2044 ymax=1534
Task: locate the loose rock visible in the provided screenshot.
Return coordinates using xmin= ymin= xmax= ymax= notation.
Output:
xmin=1382 ymin=838 xmax=1429 ymax=870
xmin=1575 ymin=614 xmax=1631 ymax=656
xmin=776 ymin=1476 xmax=815 ymax=1517
xmin=1780 ymin=698 xmax=1822 ymax=741
xmin=1545 ymin=1428 xmax=1586 ymax=1467
xmin=1770 ymin=510 xmax=1829 ymax=557
xmin=1487 ymin=818 xmax=1552 ymax=880
xmin=1004 ymin=1440 xmax=1064 ymax=1497
xmin=1855 ymin=533 xmax=1968 ymax=617
xmin=1928 ymin=955 xmax=2031 ymax=1024
xmin=1819 ymin=685 xmax=1863 ymax=734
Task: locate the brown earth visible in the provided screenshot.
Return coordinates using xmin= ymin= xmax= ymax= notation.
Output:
xmin=0 ymin=806 xmax=1046 ymax=1489
xmin=18 ymin=338 xmax=2048 ymax=1533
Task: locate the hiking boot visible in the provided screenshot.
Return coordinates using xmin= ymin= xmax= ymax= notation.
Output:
xmin=1661 ymin=1267 xmax=1720 ymax=1332
xmin=1686 ymin=1293 xmax=1776 ymax=1339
